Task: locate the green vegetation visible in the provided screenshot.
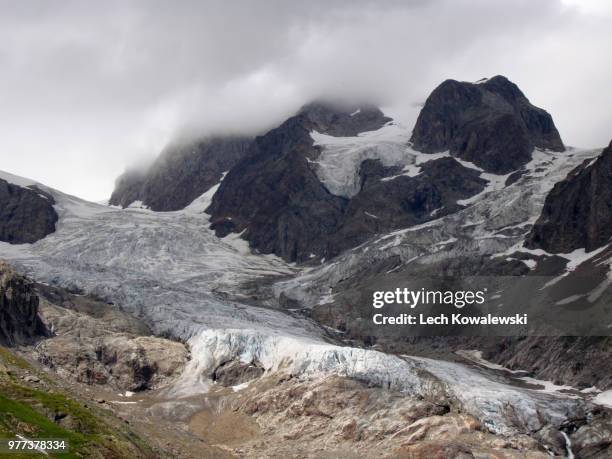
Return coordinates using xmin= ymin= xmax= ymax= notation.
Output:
xmin=0 ymin=346 xmax=156 ymax=458
xmin=0 ymin=347 xmax=31 ymax=370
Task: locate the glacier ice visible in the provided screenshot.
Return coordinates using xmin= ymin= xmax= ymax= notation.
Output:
xmin=0 ymin=141 xmax=602 ymax=435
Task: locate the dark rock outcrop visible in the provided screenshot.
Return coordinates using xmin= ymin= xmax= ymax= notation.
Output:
xmin=326 ymin=158 xmax=487 ymax=255
xmin=0 ymin=179 xmax=58 ymax=244
xmin=212 ymin=358 xmax=265 ymax=387
xmin=479 ymin=336 xmax=612 ymax=390
xmin=527 ymin=140 xmax=612 ymax=253
xmin=411 ymin=75 xmax=564 ymax=174
xmin=206 ymin=105 xmax=352 ymax=262
xmin=207 ymin=102 xmax=487 ymax=262
xmin=208 ymin=78 xmax=564 ymax=262
xmin=0 ymin=261 xmax=47 ymax=346
xmin=107 ymin=168 xmax=147 ymax=209
xmin=297 ymin=101 xmax=391 ymax=136
xmin=109 ymin=136 xmax=253 ymax=211
xmin=571 ymin=413 xmax=612 ymax=458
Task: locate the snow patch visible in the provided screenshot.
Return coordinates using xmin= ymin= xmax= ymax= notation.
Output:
xmin=457 ymin=169 xmax=512 ymax=206
xmin=555 ymin=294 xmax=584 ymax=305
xmin=521 ymin=259 xmax=538 ymax=270
xmin=456 ymin=350 xmax=524 ymax=374
xmin=184 ymin=172 xmax=227 ymax=214
xmin=232 ymin=382 xmax=250 ymax=392
xmin=593 ymin=390 xmax=612 ymax=408
xmin=517 ymin=376 xmax=577 ymax=395
xmin=457 ymin=350 xmax=578 ymax=396
xmin=310 ymin=123 xmax=411 ymax=197
xmin=127 ymin=200 xmax=148 ymax=209
xmin=559 ymin=245 xmax=609 ymax=271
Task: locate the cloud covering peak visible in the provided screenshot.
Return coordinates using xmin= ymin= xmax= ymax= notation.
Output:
xmin=1 ymin=0 xmax=611 ymax=200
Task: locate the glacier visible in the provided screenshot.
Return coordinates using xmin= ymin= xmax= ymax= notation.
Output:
xmin=0 ymin=124 xmax=606 ymax=436
xmin=277 ymin=143 xmax=603 ymax=309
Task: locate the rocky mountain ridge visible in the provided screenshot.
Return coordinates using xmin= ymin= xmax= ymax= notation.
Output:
xmin=206 ymin=77 xmax=566 ymax=262
xmin=207 ymin=102 xmax=378 ymax=262
xmin=411 ymin=75 xmax=565 ymax=173
xmin=527 ymin=140 xmax=612 ymax=253
xmin=106 ymin=77 xmax=567 ymax=264
xmin=109 ymin=135 xmax=253 ymax=211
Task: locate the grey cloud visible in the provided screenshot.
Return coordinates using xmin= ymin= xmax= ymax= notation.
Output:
xmin=0 ymin=0 xmax=610 ymax=200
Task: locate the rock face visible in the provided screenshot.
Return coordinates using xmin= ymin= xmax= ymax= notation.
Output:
xmin=297 ymin=101 xmax=392 ymax=136
xmin=330 ymin=158 xmax=486 ymax=253
xmin=480 ymin=336 xmax=612 ymax=390
xmin=572 ymin=413 xmax=612 ymax=459
xmin=109 ymin=136 xmax=253 ymax=211
xmin=206 ymin=103 xmax=360 ymax=262
xmin=107 ymin=168 xmax=147 ymax=209
xmin=212 ymin=358 xmax=264 ymax=387
xmin=230 ymin=374 xmax=559 ymax=458
xmin=527 ymin=140 xmax=612 ymax=253
xmin=0 ymin=261 xmax=47 ymax=346
xmin=208 ymin=79 xmax=565 ymax=262
xmin=411 ymin=75 xmax=564 ymax=173
xmin=35 ymin=284 xmax=188 ymax=391
xmin=0 ymin=179 xmax=58 ymax=244
xmin=207 ymin=102 xmax=487 ymax=262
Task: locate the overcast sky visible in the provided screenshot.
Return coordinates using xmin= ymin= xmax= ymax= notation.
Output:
xmin=1 ymin=0 xmax=611 ymax=201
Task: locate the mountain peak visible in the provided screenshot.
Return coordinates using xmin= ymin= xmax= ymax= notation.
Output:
xmin=297 ymin=100 xmax=391 ymax=137
xmin=109 ymin=136 xmax=253 ymax=211
xmin=411 ymin=76 xmax=564 ymax=174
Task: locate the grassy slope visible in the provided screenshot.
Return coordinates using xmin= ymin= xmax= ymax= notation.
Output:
xmin=0 ymin=346 xmax=158 ymax=459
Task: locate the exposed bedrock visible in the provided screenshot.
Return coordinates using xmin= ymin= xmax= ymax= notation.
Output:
xmin=478 ymin=336 xmax=612 ymax=390
xmin=527 ymin=140 xmax=612 ymax=253
xmin=212 ymin=358 xmax=265 ymax=387
xmin=34 ymin=282 xmax=188 ymax=391
xmin=0 ymin=179 xmax=58 ymax=244
xmin=206 ymin=103 xmax=359 ymax=262
xmin=329 ymin=158 xmax=486 ymax=253
xmin=208 ymin=78 xmax=567 ymax=262
xmin=297 ymin=100 xmax=392 ymax=136
xmin=411 ymin=75 xmax=564 ymax=174
xmin=207 ymin=101 xmax=488 ymax=262
xmin=109 ymin=135 xmax=253 ymax=210
xmin=0 ymin=260 xmax=47 ymax=346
